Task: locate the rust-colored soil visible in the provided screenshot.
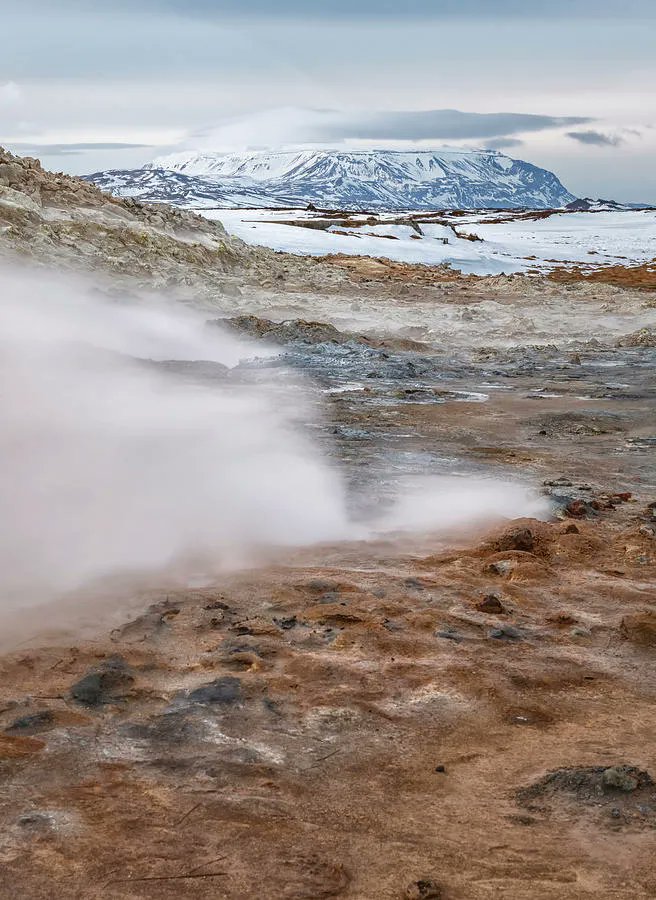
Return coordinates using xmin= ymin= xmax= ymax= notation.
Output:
xmin=550 ymin=261 xmax=656 ymax=291
xmin=0 ymin=509 xmax=654 ymax=899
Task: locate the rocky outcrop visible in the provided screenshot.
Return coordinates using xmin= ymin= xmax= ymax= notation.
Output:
xmin=0 ymin=145 xmax=289 ymax=292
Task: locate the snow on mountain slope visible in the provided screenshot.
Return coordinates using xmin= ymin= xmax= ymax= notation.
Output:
xmin=87 ymin=148 xmax=576 ymax=211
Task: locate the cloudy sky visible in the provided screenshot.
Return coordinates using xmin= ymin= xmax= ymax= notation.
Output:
xmin=1 ymin=0 xmax=654 ymax=201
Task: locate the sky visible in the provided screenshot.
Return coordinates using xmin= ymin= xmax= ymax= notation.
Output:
xmin=1 ymin=0 xmax=654 ymax=202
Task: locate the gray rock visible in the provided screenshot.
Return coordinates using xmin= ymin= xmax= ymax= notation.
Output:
xmin=70 ymin=657 xmax=134 ymax=707
xmin=602 ymin=766 xmax=640 ymax=792
xmin=187 ymin=676 xmax=242 ymax=706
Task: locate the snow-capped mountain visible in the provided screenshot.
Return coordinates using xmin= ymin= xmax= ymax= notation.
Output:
xmin=87 ymin=148 xmax=576 ymax=211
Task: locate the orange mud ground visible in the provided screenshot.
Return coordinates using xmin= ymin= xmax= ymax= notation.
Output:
xmin=0 ymin=507 xmax=654 ymax=899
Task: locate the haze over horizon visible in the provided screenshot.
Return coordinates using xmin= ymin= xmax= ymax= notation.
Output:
xmin=1 ymin=0 xmax=655 ymax=203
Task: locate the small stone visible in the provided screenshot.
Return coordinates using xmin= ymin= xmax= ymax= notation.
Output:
xmin=435 ymin=765 xmax=446 ymax=773
xmin=602 ymin=766 xmax=639 ymax=792
xmin=571 ymin=627 xmax=591 ymax=638
xmin=477 ymin=594 xmax=505 ymax=614
xmin=4 ymin=711 xmax=54 ymax=734
xmin=564 ymin=523 xmax=579 ymax=534
xmin=495 ymin=527 xmax=534 ymax=553
xmin=437 ymin=629 xmax=462 ymax=643
xmin=404 ymin=879 xmax=443 ymax=900
xmin=488 ymin=560 xmax=514 ymax=576
xmin=204 ymin=599 xmax=230 ymax=611
xmin=564 ymin=499 xmax=592 ymax=519
xmin=489 ymin=625 xmax=523 ymax=641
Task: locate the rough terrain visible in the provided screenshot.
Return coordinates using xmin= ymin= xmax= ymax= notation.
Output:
xmin=0 ymin=147 xmax=655 ymax=899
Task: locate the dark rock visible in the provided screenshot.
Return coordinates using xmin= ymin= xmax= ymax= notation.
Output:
xmin=564 ymin=523 xmax=579 ymax=534
xmin=70 ymin=657 xmax=134 ymax=707
xmin=563 ymin=498 xmax=594 ymax=519
xmin=602 ymin=766 xmax=640 ymax=792
xmin=489 ymin=625 xmax=523 ymax=641
xmin=404 ymin=878 xmax=443 ymax=899
xmin=517 ymin=764 xmax=654 ymax=807
xmin=488 ymin=560 xmax=514 ymax=576
xmin=216 ymin=315 xmax=348 ymax=346
xmin=17 ymin=812 xmax=57 ymax=831
xmin=477 ymin=594 xmax=505 ymax=614
xmin=5 ymin=711 xmax=55 ymax=734
xmin=275 ymin=616 xmax=297 ymax=631
xmin=204 ymin=599 xmax=230 ymax=611
xmin=187 ymin=676 xmax=242 ymax=706
xmin=437 ymin=629 xmax=462 ymax=643
xmin=495 ymin=527 xmax=534 ymax=553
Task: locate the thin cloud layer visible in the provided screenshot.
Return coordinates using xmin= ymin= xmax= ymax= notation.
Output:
xmin=485 ymin=138 xmax=525 ymax=149
xmin=10 ymin=142 xmax=155 ymax=157
xmin=189 ymin=107 xmax=591 ymax=151
xmin=566 ymin=130 xmax=623 ymax=147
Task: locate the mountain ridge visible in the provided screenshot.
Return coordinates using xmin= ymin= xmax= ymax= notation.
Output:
xmin=87 ymin=147 xmax=577 ymax=211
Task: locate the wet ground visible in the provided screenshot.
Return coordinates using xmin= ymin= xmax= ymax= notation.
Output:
xmin=215 ymin=315 xmax=656 ymax=518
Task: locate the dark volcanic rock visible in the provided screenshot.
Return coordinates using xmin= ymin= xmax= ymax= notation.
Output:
xmin=477 ymin=594 xmax=506 ymax=614
xmin=404 ymin=878 xmax=443 ymax=899
xmin=70 ymin=657 xmax=134 ymax=707
xmin=212 ymin=315 xmax=348 ymax=346
xmin=518 ymin=764 xmax=654 ymax=807
xmin=187 ymin=676 xmax=242 ymax=705
xmin=5 ymin=711 xmax=55 ymax=734
xmin=489 ymin=625 xmax=523 ymax=641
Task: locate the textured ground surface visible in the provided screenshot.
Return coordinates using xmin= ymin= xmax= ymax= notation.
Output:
xmin=1 ymin=147 xmax=655 ymax=898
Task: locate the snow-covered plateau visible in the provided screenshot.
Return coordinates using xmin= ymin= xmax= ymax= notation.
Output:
xmin=202 ymin=208 xmax=656 ymax=276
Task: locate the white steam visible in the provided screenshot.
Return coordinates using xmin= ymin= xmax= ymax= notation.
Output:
xmin=376 ymin=476 xmax=549 ymax=533
xmin=0 ymin=268 xmax=350 ymax=607
xmin=0 ymin=267 xmax=548 ymax=624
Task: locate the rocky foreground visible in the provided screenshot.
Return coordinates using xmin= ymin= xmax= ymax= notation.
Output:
xmin=0 ymin=148 xmax=655 ymax=898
